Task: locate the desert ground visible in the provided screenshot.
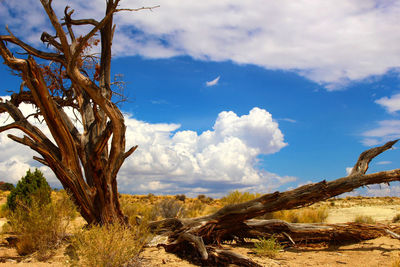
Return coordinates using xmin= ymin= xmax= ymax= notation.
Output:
xmin=0 ymin=195 xmax=400 ymax=267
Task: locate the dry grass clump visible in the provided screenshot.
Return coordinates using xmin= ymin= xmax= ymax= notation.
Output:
xmin=155 ymin=198 xmax=185 ymax=218
xmin=70 ymin=222 xmax=148 ymax=267
xmin=265 ymin=206 xmax=329 ymax=223
xmin=221 ymin=190 xmax=261 ymax=205
xmin=184 ymin=200 xmax=206 ymax=218
xmin=197 ymin=194 xmax=213 ymax=204
xmin=0 ymin=203 xmax=11 ymax=218
xmin=5 ymin=190 xmax=76 ymax=260
xmin=120 ymin=196 xmax=158 ymax=225
xmin=354 ymin=215 xmax=376 ymax=224
xmin=252 ymin=236 xmax=283 ymax=258
xmin=392 ymin=254 xmax=400 ymax=267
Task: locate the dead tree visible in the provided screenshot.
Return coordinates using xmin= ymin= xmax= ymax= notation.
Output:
xmin=1 ymin=2 xmax=399 ymax=266
xmin=0 ymin=0 xmax=160 ymax=225
xmin=148 ymin=140 xmax=400 ymax=266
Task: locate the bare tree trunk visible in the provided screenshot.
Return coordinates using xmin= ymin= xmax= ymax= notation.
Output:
xmin=0 ymin=0 xmax=145 ymax=225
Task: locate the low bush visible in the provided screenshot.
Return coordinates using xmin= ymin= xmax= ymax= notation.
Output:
xmin=252 ymin=236 xmax=283 ymax=258
xmin=354 ymin=215 xmax=375 ymax=224
xmin=6 ymin=190 xmax=76 ymax=260
xmin=155 ymin=199 xmax=185 ymax=218
xmin=221 ymin=190 xmax=260 ymax=205
xmin=175 ymin=194 xmax=186 ymax=202
xmin=70 ymin=222 xmax=148 ymax=267
xmin=7 ymin=169 xmax=51 ymax=211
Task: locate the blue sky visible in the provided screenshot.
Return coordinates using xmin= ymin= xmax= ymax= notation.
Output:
xmin=0 ymin=0 xmax=399 ymax=197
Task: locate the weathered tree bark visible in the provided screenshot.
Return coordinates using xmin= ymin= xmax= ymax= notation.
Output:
xmin=240 ymin=219 xmax=400 ymax=245
xmin=148 ymin=140 xmax=400 ymax=266
xmin=0 ymin=0 xmax=159 ymax=225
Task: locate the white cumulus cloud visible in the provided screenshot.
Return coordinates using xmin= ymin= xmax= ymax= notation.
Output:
xmin=1 ymin=0 xmax=400 ymax=89
xmin=0 ymin=102 xmax=293 ymax=196
xmin=119 ymin=107 xmax=292 ymax=196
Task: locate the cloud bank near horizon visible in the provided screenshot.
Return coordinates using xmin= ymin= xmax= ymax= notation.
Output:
xmin=0 ymin=101 xmax=293 ymax=196
xmin=1 ymin=0 xmax=400 ymax=89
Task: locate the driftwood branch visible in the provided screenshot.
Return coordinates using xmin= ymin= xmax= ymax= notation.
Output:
xmin=350 ymin=139 xmax=398 ymax=176
xmin=148 ymin=140 xmax=400 ymax=266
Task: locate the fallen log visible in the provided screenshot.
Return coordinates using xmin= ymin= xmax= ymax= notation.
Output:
xmin=148 ymin=140 xmax=400 ymax=266
xmin=242 ymin=219 xmax=400 ymax=245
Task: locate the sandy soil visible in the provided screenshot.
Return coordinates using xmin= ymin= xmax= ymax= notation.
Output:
xmin=326 ymin=205 xmax=400 ymax=224
xmin=0 ymin=197 xmax=400 ymax=266
xmin=140 ymin=236 xmax=400 ymax=267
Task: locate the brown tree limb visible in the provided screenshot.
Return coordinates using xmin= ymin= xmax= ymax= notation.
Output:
xmin=0 ymin=34 xmax=64 ymax=62
xmin=39 ymin=0 xmax=70 ymax=57
xmin=350 ymin=139 xmax=398 ymax=176
xmin=148 ymin=140 xmax=400 ymax=266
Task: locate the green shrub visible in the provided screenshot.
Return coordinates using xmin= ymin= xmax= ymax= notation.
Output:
xmin=70 ymin=223 xmax=148 ymax=267
xmin=253 ymin=236 xmax=283 ymax=258
xmin=7 ymin=169 xmax=51 ymax=211
xmin=354 ymin=215 xmax=376 ymax=224
xmin=221 ymin=190 xmax=260 ymax=205
xmin=5 ymin=190 xmax=76 ymax=260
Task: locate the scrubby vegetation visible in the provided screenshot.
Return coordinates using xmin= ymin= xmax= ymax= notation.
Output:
xmin=6 ymin=169 xmax=51 ymax=212
xmin=252 ymin=236 xmax=283 ymax=258
xmin=70 ymin=222 xmax=149 ymax=267
xmin=265 ymin=205 xmax=329 ymax=223
xmin=354 ymin=215 xmax=376 ymax=224
xmin=0 ymin=186 xmax=399 ymax=265
xmin=4 ymin=190 xmax=76 ymax=260
xmin=221 ymin=190 xmax=261 ymax=205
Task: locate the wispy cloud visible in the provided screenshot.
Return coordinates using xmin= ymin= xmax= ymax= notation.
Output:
xmin=361 ymin=120 xmax=400 ymax=146
xmin=376 ymin=161 xmax=392 ymax=165
xmin=375 ymin=93 xmax=400 ymax=113
xmin=206 ymin=76 xmax=220 ymax=87
xmin=279 ymin=118 xmax=297 ymax=123
xmin=2 ymin=1 xmax=400 ymax=89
